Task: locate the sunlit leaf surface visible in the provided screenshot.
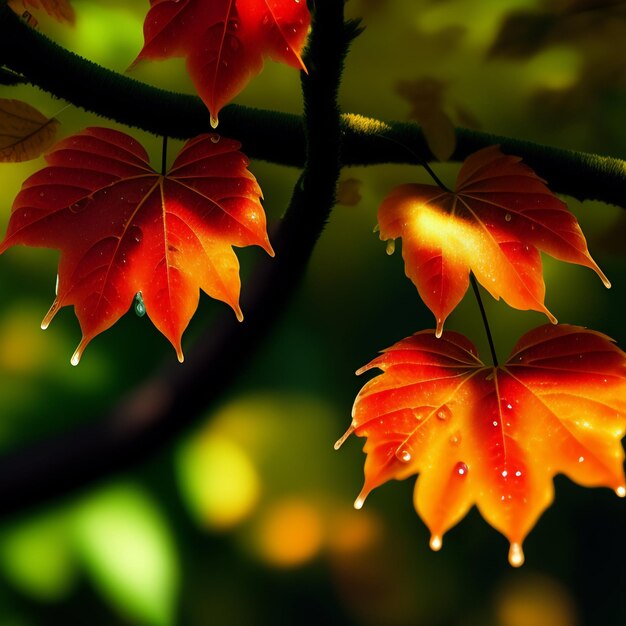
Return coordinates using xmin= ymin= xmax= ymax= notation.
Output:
xmin=378 ymin=146 xmax=610 ymax=335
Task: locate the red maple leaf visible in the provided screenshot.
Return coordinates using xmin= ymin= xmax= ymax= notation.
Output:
xmin=378 ymin=146 xmax=610 ymax=336
xmin=132 ymin=0 xmax=311 ymax=127
xmin=336 ymin=324 xmax=626 ymax=566
xmin=0 ymin=127 xmax=273 ymax=364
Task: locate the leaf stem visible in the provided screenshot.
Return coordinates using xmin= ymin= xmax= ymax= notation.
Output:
xmin=470 ymin=273 xmax=498 ymax=367
xmin=161 ymin=135 xmax=168 ymax=175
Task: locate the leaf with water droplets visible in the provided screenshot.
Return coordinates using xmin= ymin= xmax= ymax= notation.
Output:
xmin=336 ymin=324 xmax=626 ymax=566
xmin=21 ymin=0 xmax=75 ymax=24
xmin=378 ymin=146 xmax=610 ymax=336
xmin=131 ymin=0 xmax=310 ymax=125
xmin=0 ymin=127 xmax=273 ymax=363
xmin=0 ymin=99 xmax=60 ymax=163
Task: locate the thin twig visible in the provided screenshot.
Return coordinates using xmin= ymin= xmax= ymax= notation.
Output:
xmin=470 ymin=273 xmax=498 ymax=367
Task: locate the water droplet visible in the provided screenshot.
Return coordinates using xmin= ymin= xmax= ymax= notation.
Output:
xmin=210 ymin=134 xmax=220 ymax=144
xmin=515 ymin=470 xmax=522 ymax=477
xmin=449 ymin=431 xmax=461 ymax=446
xmin=508 ymin=542 xmax=524 ymax=567
xmin=578 ymin=455 xmax=585 ymax=463
xmin=55 ymin=273 xmax=59 ymax=296
xmin=128 ymin=225 xmax=143 ymax=245
xmin=492 ymin=420 xmax=499 ymax=427
xmin=429 ymin=534 xmax=442 ymax=551
xmin=505 ymin=403 xmax=513 ymax=410
xmin=397 ymin=449 xmax=412 ymax=463
xmin=41 ymin=297 xmax=61 ymax=330
xmin=69 ymin=197 xmax=91 ymax=213
xmin=385 ymin=239 xmax=395 ymax=255
xmin=505 ymin=213 xmax=512 ymax=222
xmin=616 ymin=486 xmax=626 ymax=498
xmin=134 ymin=291 xmax=146 ymax=317
xmin=210 ymin=115 xmax=219 ymax=129
xmin=70 ymin=337 xmax=88 ymax=367
xmin=454 ymin=462 xmax=468 ymax=477
xmin=334 ymin=424 xmax=355 ymax=450
xmin=435 ymin=320 xmax=444 ymax=338
xmin=501 ymin=470 xmax=508 ymax=478
xmin=436 ymin=405 xmax=452 ymax=421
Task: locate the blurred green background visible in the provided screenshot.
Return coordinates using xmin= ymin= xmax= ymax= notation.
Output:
xmin=0 ymin=0 xmax=624 ymax=624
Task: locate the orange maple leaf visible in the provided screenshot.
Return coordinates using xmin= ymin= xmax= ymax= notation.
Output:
xmin=21 ymin=0 xmax=75 ymax=24
xmin=335 ymin=324 xmax=626 ymax=566
xmin=132 ymin=0 xmax=310 ymax=127
xmin=378 ymin=146 xmax=610 ymax=336
xmin=0 ymin=127 xmax=273 ymax=364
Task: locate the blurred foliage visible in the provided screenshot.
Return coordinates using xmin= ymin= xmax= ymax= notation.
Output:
xmin=0 ymin=0 xmax=624 ymax=625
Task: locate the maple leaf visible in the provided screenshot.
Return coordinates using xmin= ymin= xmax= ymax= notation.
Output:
xmin=11 ymin=0 xmax=75 ymax=24
xmin=131 ymin=0 xmax=311 ymax=127
xmin=0 ymin=127 xmax=273 ymax=364
xmin=0 ymin=98 xmax=60 ymax=162
xmin=378 ymin=146 xmax=610 ymax=336
xmin=335 ymin=324 xmax=626 ymax=566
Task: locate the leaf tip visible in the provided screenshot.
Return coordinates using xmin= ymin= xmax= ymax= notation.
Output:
xmin=353 ymin=485 xmax=370 ymax=510
xmin=70 ymin=338 xmax=88 ymax=367
xmin=508 ymin=542 xmax=525 ymax=567
xmin=334 ymin=423 xmax=355 ymax=450
xmin=429 ymin=534 xmax=443 ymax=552
xmin=41 ymin=297 xmax=61 ymax=330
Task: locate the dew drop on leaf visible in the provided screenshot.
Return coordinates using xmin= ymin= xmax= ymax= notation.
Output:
xmin=454 ymin=462 xmax=468 ymax=477
xmin=436 ymin=405 xmax=452 ymax=421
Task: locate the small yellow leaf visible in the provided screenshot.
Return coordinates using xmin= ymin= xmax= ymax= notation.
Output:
xmin=0 ymin=99 xmax=60 ymax=163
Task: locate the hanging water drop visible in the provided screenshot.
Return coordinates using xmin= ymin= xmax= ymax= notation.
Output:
xmin=429 ymin=534 xmax=442 ymax=551
xmin=334 ymin=423 xmax=355 ymax=450
xmin=436 ymin=405 xmax=452 ymax=421
xmin=616 ymin=486 xmax=626 ymax=497
xmin=210 ymin=115 xmax=219 ymax=129
xmin=134 ymin=291 xmax=146 ymax=317
xmin=385 ymin=239 xmax=395 ymax=255
xmin=508 ymin=542 xmax=524 ymax=567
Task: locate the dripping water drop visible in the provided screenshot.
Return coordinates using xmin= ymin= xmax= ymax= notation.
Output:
xmin=134 ymin=291 xmax=146 ymax=317
xmin=429 ymin=534 xmax=442 ymax=551
xmin=508 ymin=542 xmax=524 ymax=567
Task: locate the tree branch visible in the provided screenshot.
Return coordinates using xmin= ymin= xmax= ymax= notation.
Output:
xmin=0 ymin=0 xmax=355 ymax=517
xmin=0 ymin=2 xmax=624 ymax=208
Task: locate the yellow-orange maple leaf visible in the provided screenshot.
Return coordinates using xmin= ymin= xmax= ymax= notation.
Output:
xmin=336 ymin=324 xmax=626 ymax=566
xmin=378 ymin=146 xmax=610 ymax=336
